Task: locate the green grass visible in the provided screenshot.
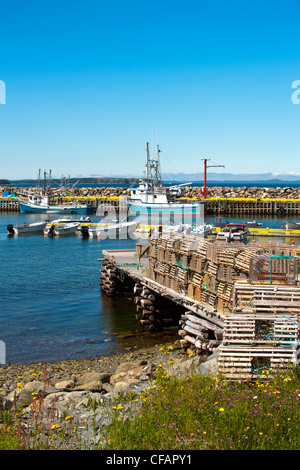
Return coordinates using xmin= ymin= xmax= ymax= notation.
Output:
xmin=105 ymin=366 xmax=300 ymax=450
xmin=1 ymin=365 xmax=300 ymax=450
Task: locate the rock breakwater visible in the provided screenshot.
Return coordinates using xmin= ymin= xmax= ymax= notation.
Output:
xmin=2 ymin=185 xmax=300 ymax=200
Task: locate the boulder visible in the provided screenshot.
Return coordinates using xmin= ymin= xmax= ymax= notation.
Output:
xmin=54 ymin=379 xmax=75 ymax=390
xmin=110 ymin=361 xmax=152 ymax=386
xmin=161 ymin=357 xmax=202 ymax=380
xmin=73 ymin=371 xmax=104 ymax=392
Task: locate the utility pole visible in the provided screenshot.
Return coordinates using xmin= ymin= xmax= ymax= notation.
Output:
xmin=202 ymin=159 xmax=225 ymax=199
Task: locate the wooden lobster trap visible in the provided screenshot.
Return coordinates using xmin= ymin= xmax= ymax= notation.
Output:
xmin=249 ymin=253 xmax=298 ymax=284
xmin=218 ymin=345 xmax=300 ymax=380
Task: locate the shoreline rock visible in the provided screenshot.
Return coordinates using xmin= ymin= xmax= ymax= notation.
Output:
xmin=0 ymin=341 xmax=218 ymax=448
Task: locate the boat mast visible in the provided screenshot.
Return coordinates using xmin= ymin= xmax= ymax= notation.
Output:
xmin=145 ymin=142 xmax=162 ymax=188
xmin=156 ymin=144 xmax=162 ymax=188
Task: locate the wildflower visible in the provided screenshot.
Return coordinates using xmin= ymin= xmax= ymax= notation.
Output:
xmin=31 ymin=372 xmax=37 ymax=377
xmin=117 ymin=406 xmax=124 ymax=410
xmin=51 ymin=424 xmax=61 ymax=430
xmin=284 ymin=377 xmax=292 ymax=382
xmin=219 ymin=407 xmax=225 ymax=413
xmin=17 ymin=376 xmax=23 ymax=380
xmin=17 ymin=383 xmax=22 ymax=389
xmin=169 ymin=360 xmax=174 ymax=364
xmin=64 ymin=415 xmax=74 ymax=421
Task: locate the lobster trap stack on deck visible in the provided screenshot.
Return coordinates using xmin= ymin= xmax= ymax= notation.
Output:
xmin=218 ymin=283 xmax=300 ymax=379
xmin=144 ymin=232 xmax=300 ymax=371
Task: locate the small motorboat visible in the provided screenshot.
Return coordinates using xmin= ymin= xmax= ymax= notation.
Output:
xmin=151 ymin=223 xmax=212 ymax=238
xmin=44 ymin=222 xmax=80 ymax=237
xmin=217 ymin=223 xmax=250 ymax=242
xmin=7 ymin=221 xmax=48 ymax=235
xmin=49 ymin=216 xmax=92 ymax=224
xmin=284 ymin=221 xmax=300 ymax=230
xmin=190 ymin=224 xmax=213 ymax=238
xmin=81 ymin=219 xmax=140 ymax=238
xmin=246 ymin=220 xmax=262 ymax=228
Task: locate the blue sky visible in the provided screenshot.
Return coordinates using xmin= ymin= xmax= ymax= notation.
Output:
xmin=1 ymin=0 xmax=300 ymax=180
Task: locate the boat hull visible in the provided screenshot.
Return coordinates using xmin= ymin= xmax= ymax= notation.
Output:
xmin=17 ymin=198 xmax=93 ymax=214
xmin=127 ymin=200 xmax=199 ymax=216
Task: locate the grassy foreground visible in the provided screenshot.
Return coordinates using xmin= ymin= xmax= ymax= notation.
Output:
xmin=106 ymin=366 xmax=300 ymax=451
xmin=1 ymin=364 xmax=299 ymax=450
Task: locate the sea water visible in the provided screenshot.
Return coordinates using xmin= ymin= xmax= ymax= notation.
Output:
xmin=0 ymin=211 xmax=298 ymax=364
xmin=0 ymin=212 xmax=146 ymax=364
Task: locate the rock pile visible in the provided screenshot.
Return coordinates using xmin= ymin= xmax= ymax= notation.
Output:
xmin=2 ymin=185 xmax=300 ymax=200
xmin=182 ymin=185 xmax=300 ymax=199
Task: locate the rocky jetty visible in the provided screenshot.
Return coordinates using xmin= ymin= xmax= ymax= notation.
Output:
xmin=182 ymin=185 xmax=300 ymax=199
xmin=0 ymin=342 xmax=217 ymax=449
xmin=1 ymin=185 xmax=300 ymax=200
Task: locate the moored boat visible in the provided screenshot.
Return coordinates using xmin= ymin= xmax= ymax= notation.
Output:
xmin=17 ymin=195 xmax=93 ymax=214
xmin=49 ymin=216 xmax=92 ymax=224
xmin=126 ymin=143 xmax=201 ymax=217
xmin=151 ymin=223 xmax=212 ymax=238
xmin=44 ymin=222 xmax=80 ymax=237
xmin=284 ymin=221 xmax=300 ymax=230
xmin=217 ymin=223 xmax=250 ymax=242
xmin=81 ymin=219 xmax=140 ymax=238
xmin=7 ymin=221 xmax=48 ymax=235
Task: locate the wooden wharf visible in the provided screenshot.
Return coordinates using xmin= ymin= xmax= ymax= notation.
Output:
xmin=100 ymin=234 xmax=300 ymax=380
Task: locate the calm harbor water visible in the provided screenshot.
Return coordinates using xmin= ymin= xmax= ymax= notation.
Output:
xmin=0 ymin=211 xmax=299 ymax=365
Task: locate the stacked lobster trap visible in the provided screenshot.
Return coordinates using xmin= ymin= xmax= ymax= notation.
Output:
xmin=144 ymin=232 xmax=300 ymax=374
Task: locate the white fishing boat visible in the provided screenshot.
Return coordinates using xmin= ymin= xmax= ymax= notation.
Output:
xmin=127 ymin=143 xmax=201 ymax=216
xmin=80 ymin=219 xmax=140 ymax=238
xmin=17 ymin=195 xmax=73 ymax=214
xmin=44 ymin=222 xmax=80 ymax=236
xmin=7 ymin=221 xmax=48 ymax=235
xmin=217 ymin=223 xmax=250 ymax=242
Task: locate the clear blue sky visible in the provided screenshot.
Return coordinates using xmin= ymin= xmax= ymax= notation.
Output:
xmin=1 ymin=0 xmax=300 ymax=180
